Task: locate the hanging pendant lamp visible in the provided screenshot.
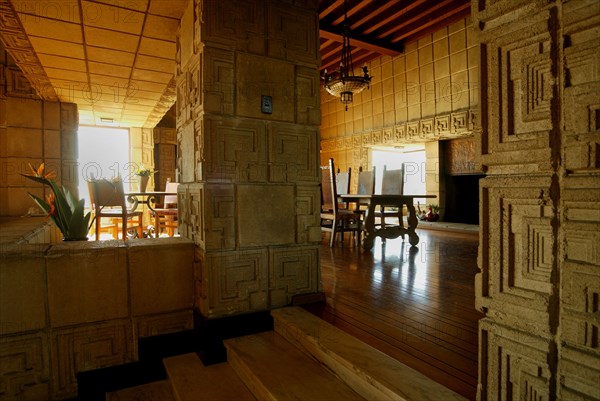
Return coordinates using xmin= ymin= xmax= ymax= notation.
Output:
xmin=321 ymin=0 xmax=371 ymax=111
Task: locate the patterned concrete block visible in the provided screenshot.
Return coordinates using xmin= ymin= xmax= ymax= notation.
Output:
xmin=0 ymin=332 xmax=49 ymax=401
xmin=200 ymin=249 xmax=269 ymax=317
xmin=476 ymin=176 xmax=555 ymax=333
xmin=269 ymin=246 xmax=319 ymax=308
xmin=50 ymin=319 xmax=135 ymax=399
xmin=479 ymin=319 xmax=552 ymax=401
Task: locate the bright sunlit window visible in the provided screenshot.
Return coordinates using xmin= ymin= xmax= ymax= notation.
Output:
xmin=372 ymin=147 xmax=427 ymax=204
xmin=77 ymin=126 xmax=130 ymax=207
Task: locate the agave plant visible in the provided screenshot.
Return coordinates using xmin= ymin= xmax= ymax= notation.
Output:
xmin=22 ymin=163 xmax=93 ymax=240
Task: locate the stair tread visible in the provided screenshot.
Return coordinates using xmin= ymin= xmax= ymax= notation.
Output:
xmin=164 ymin=353 xmax=256 ymax=401
xmin=272 ymin=306 xmax=467 ymax=401
xmin=106 ymin=380 xmax=174 ymax=401
xmin=225 ymin=331 xmax=364 ymax=401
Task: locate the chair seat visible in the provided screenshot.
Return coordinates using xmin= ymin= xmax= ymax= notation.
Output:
xmin=99 ymin=209 xmax=142 ymax=217
xmin=154 ymin=208 xmax=178 ymax=216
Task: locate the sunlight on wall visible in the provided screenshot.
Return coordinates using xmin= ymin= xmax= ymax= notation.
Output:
xmin=77 ymin=126 xmax=130 ymax=206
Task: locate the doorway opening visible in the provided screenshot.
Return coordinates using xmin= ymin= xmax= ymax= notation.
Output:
xmin=77 ymin=126 xmax=130 ymax=207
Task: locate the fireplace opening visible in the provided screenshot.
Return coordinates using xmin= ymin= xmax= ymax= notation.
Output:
xmin=444 ymin=174 xmax=484 ymax=225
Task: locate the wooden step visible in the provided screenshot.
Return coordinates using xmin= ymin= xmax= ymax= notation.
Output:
xmin=106 ymin=380 xmax=175 ymax=401
xmin=272 ymin=306 xmax=468 ymax=401
xmin=224 ymin=331 xmax=364 ymax=401
xmin=164 ymin=353 xmax=255 ymax=401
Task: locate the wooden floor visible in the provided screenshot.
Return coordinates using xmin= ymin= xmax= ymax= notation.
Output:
xmin=304 ymin=228 xmax=483 ymax=400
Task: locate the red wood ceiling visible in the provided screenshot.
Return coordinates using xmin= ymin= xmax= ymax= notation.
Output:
xmin=319 ymin=0 xmax=471 ymax=73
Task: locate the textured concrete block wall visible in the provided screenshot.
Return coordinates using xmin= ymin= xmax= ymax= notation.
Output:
xmin=319 ymin=17 xmax=479 ymax=199
xmin=0 ymin=238 xmax=195 ymax=400
xmin=0 ymin=46 xmax=78 ymax=217
xmin=474 ymin=0 xmax=600 ymax=399
xmin=176 ymin=0 xmax=321 ymax=318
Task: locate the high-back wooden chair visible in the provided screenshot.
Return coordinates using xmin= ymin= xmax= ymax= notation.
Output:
xmin=153 ymin=181 xmax=179 ymax=237
xmin=335 ymin=166 xmax=351 ymax=209
xmin=88 ymin=178 xmax=143 ymax=240
xmin=357 ymin=166 xmax=376 ymax=195
xmin=320 ymin=158 xmax=362 ymax=247
xmin=377 ymin=164 xmax=405 ymax=228
xmin=354 ymin=166 xmax=376 ymax=215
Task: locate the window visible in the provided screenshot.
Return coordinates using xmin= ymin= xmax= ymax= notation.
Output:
xmin=372 ymin=146 xmax=427 ymax=204
xmin=77 ymin=126 xmax=130 ymax=207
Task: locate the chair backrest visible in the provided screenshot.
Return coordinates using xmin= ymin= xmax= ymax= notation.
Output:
xmin=320 ymin=158 xmax=339 ymax=213
xmin=335 ymin=167 xmax=351 ymax=195
xmin=357 ymin=166 xmax=376 ymax=195
xmin=88 ymin=178 xmax=126 ymax=211
xmin=163 ymin=182 xmax=179 ymax=207
xmin=381 ymin=164 xmax=405 ymax=195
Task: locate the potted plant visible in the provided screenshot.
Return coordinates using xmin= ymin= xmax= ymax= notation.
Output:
xmin=21 ymin=163 xmax=93 ymax=241
xmin=134 ymin=164 xmax=156 ymax=192
xmin=426 ymin=203 xmax=440 ymax=222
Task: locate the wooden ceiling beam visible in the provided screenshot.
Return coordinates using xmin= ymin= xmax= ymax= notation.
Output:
xmin=319 ymin=28 xmax=403 ymax=56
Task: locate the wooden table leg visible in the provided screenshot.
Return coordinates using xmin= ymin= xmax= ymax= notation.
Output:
xmin=406 ymin=203 xmax=420 ymax=246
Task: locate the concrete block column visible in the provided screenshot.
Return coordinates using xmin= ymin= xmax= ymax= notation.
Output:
xmin=175 ymin=0 xmax=322 ymax=318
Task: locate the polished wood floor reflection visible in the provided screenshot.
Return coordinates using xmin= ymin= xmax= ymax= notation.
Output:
xmin=304 ymin=228 xmax=483 ymax=400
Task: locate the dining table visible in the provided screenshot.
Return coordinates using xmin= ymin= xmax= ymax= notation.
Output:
xmin=125 ymin=191 xmax=177 ymax=212
xmin=125 ymin=191 xmax=178 ymax=237
xmin=339 ymin=194 xmax=436 ymax=250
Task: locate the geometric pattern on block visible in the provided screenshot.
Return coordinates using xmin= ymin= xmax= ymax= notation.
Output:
xmin=295 ymin=184 xmax=321 ymax=243
xmin=477 ymin=177 xmax=555 ymax=330
xmin=558 ymin=346 xmax=600 ymax=401
xmin=269 ymin=246 xmax=319 ymax=308
xmin=479 ymin=319 xmax=551 ymax=401
xmin=267 ymin=123 xmax=319 ymax=183
xmin=51 ymin=319 xmax=135 ymax=399
xmin=267 ymin=2 xmax=319 ymax=65
xmin=203 ymin=184 xmax=235 ymax=251
xmin=202 ymin=0 xmax=265 ymax=54
xmin=522 ymin=54 xmax=552 ymax=122
xmin=178 ymin=183 xmax=205 ymax=247
xmin=203 ymin=249 xmax=268 ymax=317
xmin=561 ymin=259 xmax=600 ymax=350
xmin=295 ymin=66 xmax=320 ymax=126
xmin=0 ymin=333 xmax=49 ymax=401
xmin=563 ymin=10 xmax=600 ymax=172
xmin=203 ymin=47 xmax=235 ymax=115
xmin=203 ymin=116 xmax=267 ymax=182
xmin=479 ymin=15 xmax=554 ymax=170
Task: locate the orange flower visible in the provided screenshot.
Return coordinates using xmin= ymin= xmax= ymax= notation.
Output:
xmin=46 ymin=192 xmax=56 ymax=216
xmin=28 ymin=163 xmax=56 ymax=179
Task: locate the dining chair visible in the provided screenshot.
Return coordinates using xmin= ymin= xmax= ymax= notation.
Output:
xmin=153 ymin=181 xmax=179 ymax=237
xmin=88 ymin=178 xmax=143 ymax=240
xmin=321 ymin=158 xmax=363 ymax=247
xmin=376 ymin=163 xmax=405 ymax=228
xmin=354 ymin=166 xmax=376 ymax=216
xmin=336 ymin=166 xmax=351 ymax=210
